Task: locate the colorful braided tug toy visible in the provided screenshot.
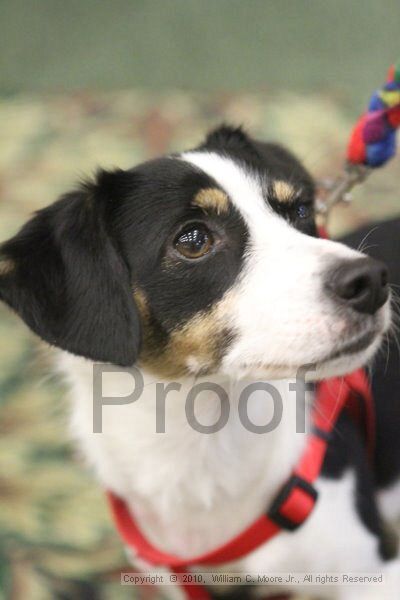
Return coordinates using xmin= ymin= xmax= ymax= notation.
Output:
xmin=319 ymin=58 xmax=400 ymax=215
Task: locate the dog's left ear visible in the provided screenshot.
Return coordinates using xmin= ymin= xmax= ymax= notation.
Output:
xmin=0 ymin=170 xmax=141 ymax=366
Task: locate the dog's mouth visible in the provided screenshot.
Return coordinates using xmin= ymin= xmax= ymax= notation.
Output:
xmin=322 ymin=328 xmax=379 ymax=362
xmin=232 ymin=303 xmax=390 ymax=380
xmin=235 ymin=326 xmax=383 ymax=380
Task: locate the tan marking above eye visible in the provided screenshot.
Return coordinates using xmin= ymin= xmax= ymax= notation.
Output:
xmin=272 ymin=180 xmax=297 ymax=203
xmin=192 ymin=188 xmax=229 ymax=215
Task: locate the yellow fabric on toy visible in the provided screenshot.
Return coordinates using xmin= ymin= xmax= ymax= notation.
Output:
xmin=379 ymin=89 xmax=400 ymax=107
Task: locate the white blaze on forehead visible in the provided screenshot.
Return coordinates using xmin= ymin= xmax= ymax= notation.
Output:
xmin=181 ymin=151 xmax=291 ymax=242
xmin=181 ymin=150 xmax=374 ymax=379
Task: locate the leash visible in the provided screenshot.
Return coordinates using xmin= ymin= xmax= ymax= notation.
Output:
xmin=107 ymin=371 xmax=372 ymax=600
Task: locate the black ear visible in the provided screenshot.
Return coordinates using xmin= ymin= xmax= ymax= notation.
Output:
xmin=0 ymin=172 xmax=140 ymax=366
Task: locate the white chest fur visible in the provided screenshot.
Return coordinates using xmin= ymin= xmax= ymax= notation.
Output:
xmin=60 ymin=352 xmax=310 ymax=557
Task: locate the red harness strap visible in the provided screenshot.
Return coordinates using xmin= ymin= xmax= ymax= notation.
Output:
xmin=107 ymin=370 xmax=373 ymax=600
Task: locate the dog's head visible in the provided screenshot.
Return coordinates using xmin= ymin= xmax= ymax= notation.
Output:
xmin=0 ymin=126 xmax=390 ymax=380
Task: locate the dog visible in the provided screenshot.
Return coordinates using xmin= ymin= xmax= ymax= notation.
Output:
xmin=0 ymin=126 xmax=399 ymax=599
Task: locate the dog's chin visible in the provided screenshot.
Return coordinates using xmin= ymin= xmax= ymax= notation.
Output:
xmin=314 ymin=335 xmax=383 ymax=381
xmin=314 ymin=306 xmax=390 ymax=380
xmin=234 ymin=327 xmax=386 ymax=382
xmin=232 ymin=303 xmax=391 ymax=382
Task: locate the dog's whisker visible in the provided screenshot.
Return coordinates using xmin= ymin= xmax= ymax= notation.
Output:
xmin=355 ymin=226 xmax=380 ymax=254
xmin=358 ymin=242 xmax=379 ymax=254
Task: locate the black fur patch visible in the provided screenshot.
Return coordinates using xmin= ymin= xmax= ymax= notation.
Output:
xmin=340 ymin=219 xmax=400 ymax=489
xmin=112 ymin=157 xmax=248 ymax=332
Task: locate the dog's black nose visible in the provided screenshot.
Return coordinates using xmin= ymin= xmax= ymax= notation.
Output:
xmin=327 ymin=257 xmax=389 ymax=314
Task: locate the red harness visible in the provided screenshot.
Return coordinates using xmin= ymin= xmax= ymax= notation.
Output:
xmin=107 ymin=369 xmax=374 ymax=600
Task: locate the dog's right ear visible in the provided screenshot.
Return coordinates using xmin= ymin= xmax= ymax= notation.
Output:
xmin=0 ymin=171 xmax=141 ymax=366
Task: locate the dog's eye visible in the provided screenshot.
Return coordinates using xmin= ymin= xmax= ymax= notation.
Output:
xmin=174 ymin=224 xmax=213 ymax=259
xmin=296 ymin=204 xmax=311 ymax=219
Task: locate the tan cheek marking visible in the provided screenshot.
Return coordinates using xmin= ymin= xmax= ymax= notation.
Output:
xmin=167 ymin=312 xmax=224 ymax=376
xmin=134 ymin=288 xmax=236 ymax=380
xmin=0 ymin=258 xmax=15 ymax=277
xmin=138 ymin=311 xmax=224 ymax=379
xmin=133 ymin=288 xmax=151 ymax=321
xmin=273 ymin=180 xmax=296 ymax=203
xmin=192 ymin=188 xmax=229 ymax=215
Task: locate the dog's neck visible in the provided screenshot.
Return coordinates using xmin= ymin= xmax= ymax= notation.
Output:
xmin=60 ymin=353 xmax=312 ymax=557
